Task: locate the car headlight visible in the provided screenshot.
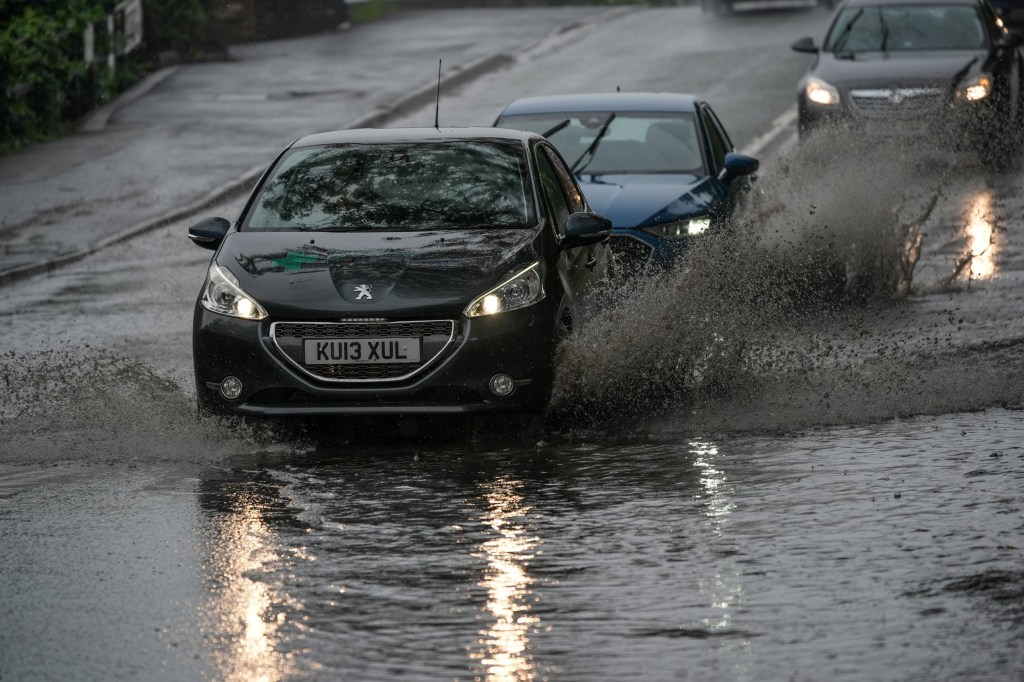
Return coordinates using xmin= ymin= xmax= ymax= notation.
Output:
xmin=200 ymin=263 xmax=268 ymax=320
xmin=956 ymin=75 xmax=992 ymax=102
xmin=640 ymin=217 xmax=711 ymax=239
xmin=464 ymin=261 xmax=544 ymax=318
xmin=805 ymin=77 xmax=840 ymax=106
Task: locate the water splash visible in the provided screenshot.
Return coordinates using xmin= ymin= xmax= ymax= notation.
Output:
xmin=0 ymin=346 xmax=266 ymax=465
xmin=549 ymin=130 xmax=965 ymax=428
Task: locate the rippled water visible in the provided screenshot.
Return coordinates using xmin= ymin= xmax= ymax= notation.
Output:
xmin=2 ymin=130 xmax=1023 ymax=681
xmin=172 ymin=410 xmax=1023 ymax=681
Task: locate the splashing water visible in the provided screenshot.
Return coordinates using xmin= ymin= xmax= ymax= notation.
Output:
xmin=0 ymin=347 xmax=270 ymax=465
xmin=549 ymin=129 xmax=966 ymax=427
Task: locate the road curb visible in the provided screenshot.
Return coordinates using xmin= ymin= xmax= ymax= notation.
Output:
xmin=0 ymin=52 xmax=514 ymax=289
xmin=80 ymin=66 xmax=180 ymax=132
xmin=1 ymin=7 xmax=634 ymax=289
xmin=345 ymin=53 xmax=516 ymax=129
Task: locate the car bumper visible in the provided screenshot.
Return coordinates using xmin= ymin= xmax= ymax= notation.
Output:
xmin=798 ymin=97 xmax=1003 ymax=144
xmin=193 ymin=302 xmax=559 ymax=416
xmin=608 ymin=229 xmax=693 ymax=272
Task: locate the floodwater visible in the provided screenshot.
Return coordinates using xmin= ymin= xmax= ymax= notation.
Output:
xmin=1 ymin=408 xmax=1022 ymax=681
xmin=2 ymin=134 xmax=1024 ymax=680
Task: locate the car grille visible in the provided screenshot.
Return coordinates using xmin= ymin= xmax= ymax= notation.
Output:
xmin=247 ymin=386 xmax=480 ymax=406
xmin=850 ymin=88 xmax=944 ymax=119
xmin=271 ymin=320 xmax=456 ymax=383
xmin=609 ymin=235 xmax=654 ymax=272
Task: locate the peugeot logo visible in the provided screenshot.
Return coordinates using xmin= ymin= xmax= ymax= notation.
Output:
xmin=354 ymin=284 xmax=373 ymax=300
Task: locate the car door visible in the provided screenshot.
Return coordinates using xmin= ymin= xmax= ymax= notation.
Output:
xmin=534 ymin=142 xmax=602 ymax=330
xmin=699 ymin=104 xmax=751 ymax=220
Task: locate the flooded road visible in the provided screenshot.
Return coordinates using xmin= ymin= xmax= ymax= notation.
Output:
xmin=3 ymin=5 xmax=1024 ymax=681
xmin=2 ymin=412 xmax=1022 ymax=680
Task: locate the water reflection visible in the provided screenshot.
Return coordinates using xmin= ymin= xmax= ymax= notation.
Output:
xmin=202 ymin=489 xmax=294 ymax=682
xmin=691 ymin=441 xmax=752 ymax=678
xmin=469 ymin=475 xmax=541 ymax=681
xmin=964 ymin=191 xmax=996 ymax=279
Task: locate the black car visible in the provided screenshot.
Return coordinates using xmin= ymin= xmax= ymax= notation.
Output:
xmin=188 ymin=127 xmax=612 ymax=417
xmin=792 ymin=0 xmax=1024 ymax=156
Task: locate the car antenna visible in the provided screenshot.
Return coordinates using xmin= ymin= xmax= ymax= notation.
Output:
xmin=434 ymin=59 xmax=442 ymax=130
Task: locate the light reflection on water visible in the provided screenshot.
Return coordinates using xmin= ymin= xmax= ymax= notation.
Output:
xmin=964 ymin=191 xmax=996 ymax=279
xmin=692 ymin=441 xmax=752 ymax=679
xmin=469 ymin=475 xmax=541 ymax=682
xmin=202 ymin=492 xmax=294 ymax=682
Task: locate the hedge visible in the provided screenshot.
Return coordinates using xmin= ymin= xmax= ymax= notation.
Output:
xmin=0 ymin=0 xmax=206 ymax=152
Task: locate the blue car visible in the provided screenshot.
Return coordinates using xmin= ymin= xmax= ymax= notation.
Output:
xmin=494 ymin=92 xmax=759 ymax=271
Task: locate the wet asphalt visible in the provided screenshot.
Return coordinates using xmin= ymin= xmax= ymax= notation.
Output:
xmin=1 ymin=5 xmax=1024 ymax=681
xmin=0 ymin=6 xmax=614 ymax=283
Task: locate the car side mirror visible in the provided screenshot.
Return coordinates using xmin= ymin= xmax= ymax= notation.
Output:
xmin=791 ymin=36 xmax=819 ymax=54
xmin=719 ymin=152 xmax=760 ymax=182
xmin=188 ymin=216 xmax=232 ymax=250
xmin=995 ymin=32 xmax=1023 ymax=49
xmin=562 ymin=212 xmax=612 ymax=250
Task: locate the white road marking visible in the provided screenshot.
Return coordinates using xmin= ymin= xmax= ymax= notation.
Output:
xmin=742 ymin=106 xmax=799 ymax=157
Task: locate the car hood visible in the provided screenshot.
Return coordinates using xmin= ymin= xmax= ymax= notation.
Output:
xmin=215 ymin=228 xmax=542 ymax=317
xmin=576 ymin=174 xmax=719 ymax=229
xmin=812 ymin=50 xmax=989 ymax=90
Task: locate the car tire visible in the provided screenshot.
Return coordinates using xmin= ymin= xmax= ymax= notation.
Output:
xmin=797 ymin=113 xmax=814 ymax=142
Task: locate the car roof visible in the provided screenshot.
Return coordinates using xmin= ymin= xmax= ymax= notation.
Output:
xmin=291 ymin=126 xmax=540 ymax=148
xmin=496 ymin=92 xmax=702 ymax=117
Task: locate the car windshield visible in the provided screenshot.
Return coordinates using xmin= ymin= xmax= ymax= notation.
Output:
xmin=496 ymin=112 xmax=705 ymax=175
xmin=825 ymin=5 xmax=988 ymax=52
xmin=245 ymin=141 xmax=535 ymax=230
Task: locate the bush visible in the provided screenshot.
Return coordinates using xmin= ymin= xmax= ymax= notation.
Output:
xmin=141 ymin=0 xmax=206 ymax=57
xmin=0 ymin=1 xmax=110 ymax=148
xmin=0 ymin=0 xmax=209 ymax=152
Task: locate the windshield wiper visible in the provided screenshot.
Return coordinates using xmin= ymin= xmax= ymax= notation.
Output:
xmin=570 ymin=112 xmax=616 ymax=175
xmin=831 ymin=8 xmax=865 ymax=54
xmin=541 ymin=118 xmax=571 ymax=138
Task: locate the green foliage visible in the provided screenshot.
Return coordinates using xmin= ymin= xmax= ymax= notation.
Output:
xmin=0 ymin=1 xmax=111 ymax=150
xmin=141 ymin=0 xmax=206 ymax=56
xmin=0 ymin=0 xmax=209 ymax=152
xmin=349 ymin=0 xmax=392 ymax=23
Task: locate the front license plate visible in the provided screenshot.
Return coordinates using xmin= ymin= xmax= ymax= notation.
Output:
xmin=304 ymin=338 xmax=421 ymax=365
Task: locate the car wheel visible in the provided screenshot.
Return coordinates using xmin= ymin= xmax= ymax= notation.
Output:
xmin=797 ymin=112 xmax=814 ymax=142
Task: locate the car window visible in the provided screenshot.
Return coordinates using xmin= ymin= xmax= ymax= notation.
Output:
xmin=245 ymin=141 xmax=534 ymax=230
xmin=541 ymin=145 xmax=586 ymax=213
xmin=535 ymin=149 xmax=571 ymax=234
xmin=496 ymin=111 xmax=705 ymax=175
xmin=700 ymin=107 xmax=728 ymax=173
xmin=825 ymin=6 xmax=987 ymax=52
xmin=704 ymin=106 xmax=735 ymax=153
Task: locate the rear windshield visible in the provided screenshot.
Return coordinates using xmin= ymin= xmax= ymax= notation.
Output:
xmin=496 ymin=111 xmax=705 ymax=175
xmin=245 ymin=141 xmax=535 ymax=231
xmin=825 ymin=6 xmax=988 ymax=52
